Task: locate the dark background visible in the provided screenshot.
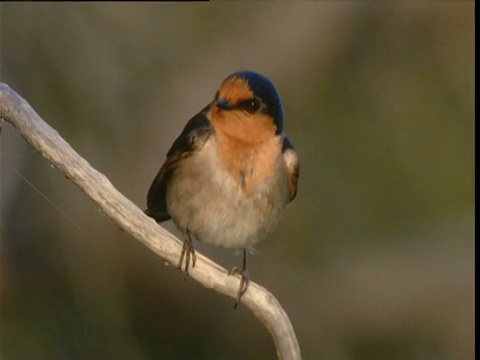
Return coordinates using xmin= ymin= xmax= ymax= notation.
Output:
xmin=1 ymin=3 xmax=474 ymax=359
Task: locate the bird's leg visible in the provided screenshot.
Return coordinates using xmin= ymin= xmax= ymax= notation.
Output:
xmin=228 ymin=248 xmax=250 ymax=308
xmin=178 ymin=229 xmax=196 ymax=279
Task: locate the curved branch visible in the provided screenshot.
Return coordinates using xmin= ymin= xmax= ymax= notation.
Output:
xmin=0 ymin=82 xmax=301 ymax=360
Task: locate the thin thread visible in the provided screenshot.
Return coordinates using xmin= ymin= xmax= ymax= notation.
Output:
xmin=12 ymin=167 xmax=84 ymax=233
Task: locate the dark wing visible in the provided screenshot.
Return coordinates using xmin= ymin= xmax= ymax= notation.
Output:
xmin=145 ymin=106 xmax=214 ymax=222
xmin=282 ymin=135 xmax=299 ymax=203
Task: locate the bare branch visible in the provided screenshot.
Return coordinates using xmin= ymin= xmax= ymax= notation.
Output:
xmin=0 ymin=82 xmax=301 ymax=360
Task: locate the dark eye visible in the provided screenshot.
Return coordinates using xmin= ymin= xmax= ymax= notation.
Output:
xmin=239 ymin=97 xmax=261 ymax=113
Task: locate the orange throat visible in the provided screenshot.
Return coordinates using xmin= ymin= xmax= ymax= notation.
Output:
xmin=209 ymin=109 xmax=280 ymax=196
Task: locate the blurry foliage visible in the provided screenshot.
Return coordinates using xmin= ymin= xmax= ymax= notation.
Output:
xmin=1 ymin=3 xmax=474 ymax=360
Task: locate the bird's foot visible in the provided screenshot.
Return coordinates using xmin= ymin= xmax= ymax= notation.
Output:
xmin=228 ymin=249 xmax=250 ymax=308
xmin=178 ymin=229 xmax=196 ymax=279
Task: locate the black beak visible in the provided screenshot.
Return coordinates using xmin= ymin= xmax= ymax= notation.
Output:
xmin=216 ymin=98 xmax=234 ymax=110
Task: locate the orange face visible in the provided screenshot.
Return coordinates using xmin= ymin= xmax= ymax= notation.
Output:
xmin=207 ymin=76 xmax=281 ymax=195
xmin=217 ymin=76 xmax=255 ymax=105
xmin=209 ymin=76 xmax=276 ymax=144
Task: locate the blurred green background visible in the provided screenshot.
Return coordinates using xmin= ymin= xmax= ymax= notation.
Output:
xmin=1 ymin=3 xmax=474 ymax=359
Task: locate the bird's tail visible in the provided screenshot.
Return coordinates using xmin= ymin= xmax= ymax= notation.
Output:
xmin=144 ymin=208 xmax=171 ymax=223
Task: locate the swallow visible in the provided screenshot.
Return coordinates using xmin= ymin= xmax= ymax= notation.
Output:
xmin=145 ymin=70 xmax=299 ymax=305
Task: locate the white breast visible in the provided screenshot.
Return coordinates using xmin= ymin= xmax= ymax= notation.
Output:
xmin=166 ymin=136 xmax=290 ymax=249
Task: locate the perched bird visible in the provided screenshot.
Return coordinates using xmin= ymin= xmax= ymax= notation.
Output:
xmin=145 ymin=71 xmax=299 ymax=305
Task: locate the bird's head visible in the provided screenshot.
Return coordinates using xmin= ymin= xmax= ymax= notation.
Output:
xmin=209 ymin=71 xmax=284 ymax=140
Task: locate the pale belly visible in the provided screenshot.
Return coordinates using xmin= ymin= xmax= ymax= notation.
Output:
xmin=165 ymin=138 xmax=290 ymax=249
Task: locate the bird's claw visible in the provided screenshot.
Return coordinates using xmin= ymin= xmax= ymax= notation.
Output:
xmin=228 ymin=266 xmax=239 ymax=276
xmin=178 ymin=230 xmax=196 ymax=279
xmin=228 ymin=249 xmax=250 ymax=308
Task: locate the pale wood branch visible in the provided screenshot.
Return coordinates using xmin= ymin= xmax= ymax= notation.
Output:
xmin=0 ymin=82 xmax=301 ymax=360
